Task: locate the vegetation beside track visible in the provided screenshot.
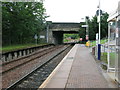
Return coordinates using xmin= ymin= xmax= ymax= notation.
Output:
xmin=101 ymin=52 xmax=115 ymax=69
xmin=90 ymin=39 xmax=108 ymax=47
xmin=2 ymin=44 xmax=47 ymax=52
xmin=101 ymin=52 xmax=107 ymax=63
xmin=2 ymin=2 xmax=48 ymax=46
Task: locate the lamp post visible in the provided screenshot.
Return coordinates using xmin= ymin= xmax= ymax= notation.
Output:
xmin=34 ymin=34 xmax=38 ymax=45
xmin=85 ymin=16 xmax=89 ymax=41
xmin=98 ymin=0 xmax=101 ymax=44
xmin=81 ymin=17 xmax=89 ymax=43
xmin=98 ymin=0 xmax=101 ymax=60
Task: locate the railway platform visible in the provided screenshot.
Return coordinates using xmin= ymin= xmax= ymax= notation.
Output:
xmin=39 ymin=44 xmax=117 ymax=88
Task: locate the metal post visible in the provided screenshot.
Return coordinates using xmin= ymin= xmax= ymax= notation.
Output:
xmin=107 ymin=23 xmax=110 ymax=72
xmin=34 ymin=34 xmax=38 ymax=45
xmin=85 ymin=16 xmax=89 ymax=41
xmin=36 ymin=39 xmax=37 ymax=45
xmin=98 ymin=0 xmax=101 ymax=60
xmin=46 ymin=24 xmax=49 ymax=43
xmin=118 ymin=2 xmax=120 ymax=84
xmin=99 ymin=8 xmax=101 ymax=44
xmin=98 ymin=44 xmax=101 ymax=60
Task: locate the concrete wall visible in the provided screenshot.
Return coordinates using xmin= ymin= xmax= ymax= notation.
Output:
xmin=45 ymin=21 xmax=54 ymax=44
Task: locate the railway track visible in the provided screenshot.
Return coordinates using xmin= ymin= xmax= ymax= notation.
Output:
xmin=1 ymin=45 xmax=62 ymax=74
xmin=2 ymin=45 xmax=72 ymax=89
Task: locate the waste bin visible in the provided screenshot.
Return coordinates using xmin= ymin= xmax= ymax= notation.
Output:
xmin=92 ymin=47 xmax=95 ymax=55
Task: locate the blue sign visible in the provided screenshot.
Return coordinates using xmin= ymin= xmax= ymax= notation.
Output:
xmin=96 ymin=9 xmax=102 ymax=16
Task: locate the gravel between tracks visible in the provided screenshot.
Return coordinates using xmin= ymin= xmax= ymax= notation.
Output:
xmin=13 ymin=45 xmax=72 ymax=89
xmin=2 ymin=45 xmax=69 ymax=88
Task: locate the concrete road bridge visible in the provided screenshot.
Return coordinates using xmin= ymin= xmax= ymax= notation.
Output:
xmin=45 ymin=21 xmax=80 ymax=44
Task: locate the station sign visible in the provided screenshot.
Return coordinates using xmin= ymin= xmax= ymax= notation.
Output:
xmin=86 ymin=35 xmax=89 ymax=40
xmin=82 ymin=25 xmax=88 ymax=27
xmin=96 ymin=33 xmax=98 ymax=45
xmin=80 ymin=38 xmax=83 ymax=41
xmin=96 ymin=9 xmax=102 ymax=16
xmin=40 ymin=35 xmax=45 ymax=39
xmin=34 ymin=34 xmax=38 ymax=39
xmin=97 ymin=16 xmax=100 ymax=23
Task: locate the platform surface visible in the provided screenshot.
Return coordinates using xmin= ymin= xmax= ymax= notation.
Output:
xmin=40 ymin=44 xmax=110 ymax=88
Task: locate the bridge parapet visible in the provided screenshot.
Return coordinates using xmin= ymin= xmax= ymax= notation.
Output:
xmin=51 ymin=28 xmax=79 ymax=32
xmin=49 ymin=22 xmax=80 ymax=32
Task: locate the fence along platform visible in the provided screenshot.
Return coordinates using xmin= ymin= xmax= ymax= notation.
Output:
xmin=39 ymin=44 xmax=110 ymax=88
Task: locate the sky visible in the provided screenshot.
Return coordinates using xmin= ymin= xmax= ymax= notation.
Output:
xmin=44 ymin=0 xmax=120 ymax=22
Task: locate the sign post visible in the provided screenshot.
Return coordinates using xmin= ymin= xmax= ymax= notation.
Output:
xmin=81 ymin=16 xmax=89 ymax=44
xmin=96 ymin=33 xmax=98 ymax=45
xmin=40 ymin=35 xmax=45 ymax=39
xmin=34 ymin=34 xmax=38 ymax=45
xmin=96 ymin=0 xmax=101 ymax=60
xmin=82 ymin=24 xmax=89 ymax=42
xmin=95 ymin=33 xmax=98 ymax=57
xmin=80 ymin=38 xmax=83 ymax=44
xmin=82 ymin=25 xmax=88 ymax=28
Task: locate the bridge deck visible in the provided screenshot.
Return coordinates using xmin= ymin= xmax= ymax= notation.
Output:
xmin=39 ymin=44 xmax=116 ymax=88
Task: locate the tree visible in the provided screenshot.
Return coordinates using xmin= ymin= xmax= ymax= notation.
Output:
xmin=79 ymin=22 xmax=86 ymax=42
xmin=88 ymin=16 xmax=98 ymax=40
xmin=2 ymin=2 xmax=47 ymax=46
xmin=79 ymin=12 xmax=109 ymax=41
xmin=79 ymin=12 xmax=108 ymax=41
xmin=101 ymin=12 xmax=109 ymax=38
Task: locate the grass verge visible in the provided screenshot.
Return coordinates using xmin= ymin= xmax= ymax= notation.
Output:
xmin=101 ymin=52 xmax=116 ymax=68
xmin=90 ymin=39 xmax=108 ymax=47
xmin=2 ymin=43 xmax=47 ymax=52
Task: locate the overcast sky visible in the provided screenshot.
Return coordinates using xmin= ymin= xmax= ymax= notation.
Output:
xmin=44 ymin=0 xmax=120 ymax=22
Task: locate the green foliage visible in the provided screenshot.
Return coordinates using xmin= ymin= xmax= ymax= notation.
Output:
xmin=88 ymin=16 xmax=98 ymax=40
xmin=89 ymin=12 xmax=109 ymax=40
xmin=110 ymin=52 xmax=115 ymax=67
xmin=79 ymin=22 xmax=86 ymax=41
xmin=2 ymin=2 xmax=47 ymax=46
xmin=79 ymin=12 xmax=109 ymax=41
xmin=64 ymin=34 xmax=79 ymax=39
xmin=101 ymin=52 xmax=107 ymax=63
xmin=101 ymin=52 xmax=115 ymax=68
xmin=2 ymin=43 xmax=47 ymax=52
xmin=90 ymin=39 xmax=108 ymax=47
xmin=63 ymin=34 xmax=79 ymax=43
